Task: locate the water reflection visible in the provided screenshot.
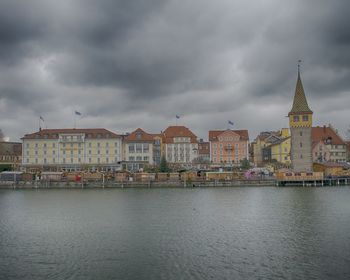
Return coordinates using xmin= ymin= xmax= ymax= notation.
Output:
xmin=0 ymin=188 xmax=350 ymax=280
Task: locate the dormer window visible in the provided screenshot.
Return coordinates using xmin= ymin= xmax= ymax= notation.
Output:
xmin=136 ymin=132 xmax=142 ymax=139
xmin=293 ymin=116 xmax=300 ymax=122
xmin=302 ymin=115 xmax=308 ymax=121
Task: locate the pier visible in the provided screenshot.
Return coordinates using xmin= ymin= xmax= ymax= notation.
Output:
xmin=276 ymin=177 xmax=350 ymax=187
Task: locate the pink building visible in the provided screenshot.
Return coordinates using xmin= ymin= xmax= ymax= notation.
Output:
xmin=209 ymin=129 xmax=249 ymax=165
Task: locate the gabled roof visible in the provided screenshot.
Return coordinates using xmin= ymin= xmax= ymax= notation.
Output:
xmin=269 ymin=136 xmax=291 ymax=147
xmin=289 ymin=70 xmax=312 ymax=115
xmin=312 ymin=126 xmax=345 ymax=145
xmin=162 ymin=126 xmax=198 ymax=144
xmin=256 ymin=131 xmax=280 ymax=142
xmin=209 ymin=129 xmax=249 ymax=141
xmin=22 ymin=128 xmax=121 ymax=139
xmin=124 ymin=128 xmax=155 ymax=142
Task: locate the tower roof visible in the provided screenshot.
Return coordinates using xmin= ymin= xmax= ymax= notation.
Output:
xmin=289 ymin=69 xmax=312 ymax=115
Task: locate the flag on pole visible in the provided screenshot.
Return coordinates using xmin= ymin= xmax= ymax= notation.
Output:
xmin=228 ymin=120 xmax=234 ymax=126
xmin=75 ymin=111 xmax=82 ymax=116
xmin=176 ymin=115 xmax=180 ymax=119
xmin=40 ymin=116 xmax=45 ymax=122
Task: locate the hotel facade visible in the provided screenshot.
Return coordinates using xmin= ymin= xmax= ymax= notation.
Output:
xmin=209 ymin=129 xmax=249 ymax=165
xmin=21 ymin=128 xmax=123 ymax=171
xmin=162 ymin=126 xmax=199 ymax=167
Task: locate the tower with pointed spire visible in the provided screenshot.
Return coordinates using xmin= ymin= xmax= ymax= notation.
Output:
xmin=288 ymin=64 xmax=313 ymax=172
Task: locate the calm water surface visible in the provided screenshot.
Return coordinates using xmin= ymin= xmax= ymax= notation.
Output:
xmin=1 ymin=187 xmax=350 ymax=280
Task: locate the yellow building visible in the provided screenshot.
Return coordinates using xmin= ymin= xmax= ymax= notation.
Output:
xmin=21 ymin=128 xmax=123 ymax=171
xmin=269 ymin=137 xmax=291 ymax=165
xmin=253 ymin=128 xmax=290 ymax=166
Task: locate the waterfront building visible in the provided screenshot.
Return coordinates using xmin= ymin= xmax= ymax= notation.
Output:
xmin=312 ymin=125 xmax=347 ymax=163
xmin=0 ymin=141 xmax=22 ymax=171
xmin=312 ymin=140 xmax=331 ymax=163
xmin=21 ymin=128 xmax=122 ymax=171
xmin=209 ymin=129 xmax=249 ymax=165
xmin=288 ymin=68 xmax=313 ymax=172
xmin=346 ymin=141 xmax=350 ymax=162
xmin=197 ymin=139 xmax=210 ymax=163
xmin=123 ymin=128 xmax=156 ymax=171
xmin=252 ymin=128 xmax=290 ymax=166
xmin=162 ymin=126 xmax=198 ymax=167
xmin=152 ymin=134 xmax=163 ymax=166
xmin=262 ymin=136 xmax=291 ymax=166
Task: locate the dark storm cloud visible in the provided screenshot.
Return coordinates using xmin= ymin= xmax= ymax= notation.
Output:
xmin=1 ymin=0 xmax=350 ymax=141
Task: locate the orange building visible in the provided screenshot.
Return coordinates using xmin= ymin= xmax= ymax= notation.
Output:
xmin=209 ymin=129 xmax=249 ymax=165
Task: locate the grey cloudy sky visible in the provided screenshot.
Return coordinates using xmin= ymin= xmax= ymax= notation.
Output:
xmin=1 ymin=0 xmax=350 ymax=142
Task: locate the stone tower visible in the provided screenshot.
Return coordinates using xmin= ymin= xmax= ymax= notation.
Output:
xmin=288 ymin=67 xmax=313 ymax=172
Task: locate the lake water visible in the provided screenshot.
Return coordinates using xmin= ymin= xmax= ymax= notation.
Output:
xmin=1 ymin=187 xmax=350 ymax=280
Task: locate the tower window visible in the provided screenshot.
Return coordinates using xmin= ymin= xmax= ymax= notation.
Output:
xmin=300 ymin=142 xmax=303 ymax=148
xmin=302 ymin=115 xmax=308 ymax=121
xmin=293 ymin=116 xmax=300 ymax=122
xmin=300 ymin=131 xmax=303 ymax=136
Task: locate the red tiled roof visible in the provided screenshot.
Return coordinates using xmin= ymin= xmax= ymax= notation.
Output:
xmin=124 ymin=128 xmax=155 ymax=142
xmin=209 ymin=129 xmax=249 ymax=141
xmin=312 ymin=126 xmax=345 ymax=145
xmin=22 ymin=128 xmax=121 ymax=139
xmin=162 ymin=126 xmax=198 ymax=144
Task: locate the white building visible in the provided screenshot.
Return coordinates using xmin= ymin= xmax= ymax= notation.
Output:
xmin=21 ymin=128 xmax=122 ymax=171
xmin=163 ymin=126 xmax=198 ymax=166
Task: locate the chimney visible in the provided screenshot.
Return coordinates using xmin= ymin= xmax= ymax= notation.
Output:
xmin=323 ymin=125 xmax=326 ymax=133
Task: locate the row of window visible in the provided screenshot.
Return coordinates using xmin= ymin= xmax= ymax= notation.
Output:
xmin=128 ymin=156 xmax=149 ymax=161
xmin=213 ymin=150 xmax=239 ymax=156
xmin=217 ymin=137 xmax=239 ymax=142
xmin=293 ymin=115 xmax=309 ymax=122
xmin=212 ymin=158 xmax=239 ymax=163
xmin=26 ymin=157 xmax=121 ymax=164
xmin=26 ymin=142 xmax=120 ymax=148
xmin=27 ymin=149 xmax=120 ymax=156
xmin=128 ymin=143 xmax=149 ymax=153
xmin=212 ymin=143 xmax=245 ymax=149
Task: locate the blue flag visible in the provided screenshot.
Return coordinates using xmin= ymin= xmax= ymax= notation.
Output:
xmin=75 ymin=111 xmax=82 ymax=116
xmin=228 ymin=120 xmax=234 ymax=126
xmin=176 ymin=115 xmax=180 ymax=119
xmin=40 ymin=116 xmax=45 ymax=121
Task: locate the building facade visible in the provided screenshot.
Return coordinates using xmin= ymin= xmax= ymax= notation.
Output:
xmin=312 ymin=140 xmax=331 ymax=163
xmin=209 ymin=129 xmax=249 ymax=165
xmin=0 ymin=142 xmax=22 ymax=170
xmin=253 ymin=128 xmax=290 ymax=166
xmin=123 ymin=128 xmax=155 ymax=171
xmin=162 ymin=126 xmax=198 ymax=166
xmin=21 ymin=128 xmax=122 ymax=171
xmin=288 ymin=69 xmax=313 ymax=172
xmin=197 ymin=140 xmax=210 ymax=163
xmin=312 ymin=126 xmax=347 ymax=163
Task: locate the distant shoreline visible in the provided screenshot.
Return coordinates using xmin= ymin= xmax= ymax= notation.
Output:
xmin=0 ymin=179 xmax=276 ymax=189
